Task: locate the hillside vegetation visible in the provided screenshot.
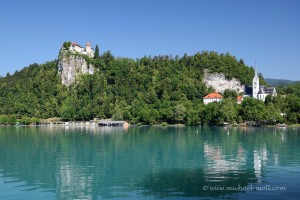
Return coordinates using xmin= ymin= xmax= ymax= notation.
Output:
xmin=0 ymin=49 xmax=299 ymax=125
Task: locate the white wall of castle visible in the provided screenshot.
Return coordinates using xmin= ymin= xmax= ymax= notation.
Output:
xmin=86 ymin=46 xmax=94 ymax=58
xmin=74 ymin=45 xmax=84 ymax=53
xmin=86 ymin=46 xmax=92 ymax=53
xmin=69 ymin=44 xmax=94 ymax=58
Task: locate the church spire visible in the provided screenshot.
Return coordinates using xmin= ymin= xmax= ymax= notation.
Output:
xmin=252 ymin=60 xmax=259 ymax=99
xmin=255 ymin=67 xmax=258 ymax=78
xmin=254 ymin=59 xmax=258 ymax=78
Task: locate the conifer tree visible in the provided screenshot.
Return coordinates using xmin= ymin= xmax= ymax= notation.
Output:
xmin=94 ymin=45 xmax=100 ymax=59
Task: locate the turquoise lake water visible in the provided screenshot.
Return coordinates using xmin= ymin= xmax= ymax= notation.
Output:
xmin=0 ymin=126 xmax=299 ymax=200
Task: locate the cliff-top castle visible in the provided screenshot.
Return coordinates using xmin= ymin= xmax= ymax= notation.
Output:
xmin=58 ymin=42 xmax=95 ymax=86
xmin=69 ymin=42 xmax=94 ymax=58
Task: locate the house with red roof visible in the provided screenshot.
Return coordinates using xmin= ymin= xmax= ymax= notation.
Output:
xmin=237 ymin=95 xmax=243 ymax=104
xmin=203 ymin=92 xmax=223 ymax=105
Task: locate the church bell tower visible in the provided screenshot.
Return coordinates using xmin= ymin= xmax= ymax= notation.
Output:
xmin=252 ymin=67 xmax=259 ymax=99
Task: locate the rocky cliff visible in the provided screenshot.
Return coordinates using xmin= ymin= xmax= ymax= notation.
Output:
xmin=57 ymin=50 xmax=95 ymax=87
xmin=203 ymin=70 xmax=245 ymax=94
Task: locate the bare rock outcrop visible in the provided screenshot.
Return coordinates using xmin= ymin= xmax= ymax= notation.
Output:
xmin=203 ymin=70 xmax=245 ymax=94
xmin=58 ymin=50 xmax=94 ymax=87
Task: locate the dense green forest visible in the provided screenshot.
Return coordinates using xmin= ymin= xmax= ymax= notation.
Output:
xmin=0 ymin=49 xmax=299 ymax=125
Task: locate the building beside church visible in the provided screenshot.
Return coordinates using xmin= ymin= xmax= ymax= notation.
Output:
xmin=237 ymin=95 xmax=243 ymax=104
xmin=203 ymin=92 xmax=223 ymax=105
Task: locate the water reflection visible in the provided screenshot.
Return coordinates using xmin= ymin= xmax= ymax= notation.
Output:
xmin=56 ymin=160 xmax=94 ymax=200
xmin=204 ymin=143 xmax=246 ymax=174
xmin=0 ymin=126 xmax=299 ymax=199
xmin=40 ymin=125 xmax=129 ymax=135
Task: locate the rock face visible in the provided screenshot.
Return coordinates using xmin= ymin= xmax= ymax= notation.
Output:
xmin=203 ymin=70 xmax=245 ymax=94
xmin=58 ymin=50 xmax=94 ymax=87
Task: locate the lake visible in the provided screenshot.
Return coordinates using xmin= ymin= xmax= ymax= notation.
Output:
xmin=0 ymin=126 xmax=299 ymax=200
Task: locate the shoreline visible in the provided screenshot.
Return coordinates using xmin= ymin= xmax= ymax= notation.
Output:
xmin=1 ymin=123 xmax=299 ymax=128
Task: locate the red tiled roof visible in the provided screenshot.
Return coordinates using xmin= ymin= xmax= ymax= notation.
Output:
xmin=71 ymin=42 xmax=83 ymax=48
xmin=237 ymin=96 xmax=243 ymax=101
xmin=203 ymin=92 xmax=223 ymax=99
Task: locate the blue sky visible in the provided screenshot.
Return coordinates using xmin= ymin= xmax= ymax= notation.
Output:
xmin=0 ymin=0 xmax=299 ymax=80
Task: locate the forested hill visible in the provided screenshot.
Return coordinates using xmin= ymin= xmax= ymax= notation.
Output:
xmin=0 ymin=50 xmax=269 ymax=124
xmin=265 ymin=78 xmax=300 ymax=86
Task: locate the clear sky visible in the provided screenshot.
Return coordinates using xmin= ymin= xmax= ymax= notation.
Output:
xmin=0 ymin=0 xmax=299 ymax=80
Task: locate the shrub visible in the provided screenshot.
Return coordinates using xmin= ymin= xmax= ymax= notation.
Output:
xmin=0 ymin=115 xmax=17 ymax=125
xmin=63 ymin=41 xmax=71 ymax=49
xmin=161 ymin=122 xmax=168 ymax=126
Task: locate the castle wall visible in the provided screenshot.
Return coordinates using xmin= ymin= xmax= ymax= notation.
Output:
xmin=70 ymin=44 xmax=94 ymax=58
xmin=74 ymin=45 xmax=84 ymax=53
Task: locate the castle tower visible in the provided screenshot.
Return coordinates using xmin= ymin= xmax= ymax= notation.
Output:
xmin=84 ymin=42 xmax=94 ymax=57
xmin=86 ymin=42 xmax=91 ymax=53
xmin=252 ymin=67 xmax=259 ymax=99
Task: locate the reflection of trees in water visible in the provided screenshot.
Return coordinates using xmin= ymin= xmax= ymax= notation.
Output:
xmin=138 ymin=168 xmax=257 ymax=198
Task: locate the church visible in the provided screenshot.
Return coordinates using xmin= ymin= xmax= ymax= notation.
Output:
xmin=203 ymin=68 xmax=277 ymax=104
xmin=246 ymin=68 xmax=277 ymax=101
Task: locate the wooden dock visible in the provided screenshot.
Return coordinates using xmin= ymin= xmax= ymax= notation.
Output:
xmin=36 ymin=121 xmax=97 ymax=126
xmin=98 ymin=120 xmax=126 ymax=126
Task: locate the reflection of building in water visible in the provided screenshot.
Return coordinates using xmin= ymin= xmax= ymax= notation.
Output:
xmin=274 ymin=153 xmax=279 ymax=166
xmin=280 ymin=132 xmax=286 ymax=142
xmin=56 ymin=161 xmax=93 ymax=200
xmin=40 ymin=126 xmax=127 ymax=135
xmin=204 ymin=143 xmax=246 ymax=173
xmin=253 ymin=144 xmax=268 ymax=182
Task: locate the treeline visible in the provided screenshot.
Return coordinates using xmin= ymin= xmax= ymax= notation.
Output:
xmin=0 ymin=61 xmax=63 ymax=118
xmin=277 ymin=82 xmax=300 ymax=97
xmin=0 ymin=49 xmax=299 ymax=125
